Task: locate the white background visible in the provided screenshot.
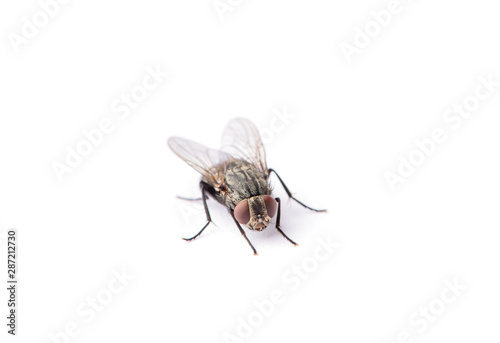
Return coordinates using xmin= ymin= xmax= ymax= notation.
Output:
xmin=1 ymin=0 xmax=499 ymax=342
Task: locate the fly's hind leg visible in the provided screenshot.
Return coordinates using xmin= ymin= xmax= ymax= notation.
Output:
xmin=268 ymin=168 xmax=327 ymax=213
xmin=274 ymin=197 xmax=298 ymax=246
xmin=176 ymin=193 xmax=209 ymax=201
xmin=182 ymin=183 xmax=212 ymax=241
xmin=230 ymin=211 xmax=258 ymax=255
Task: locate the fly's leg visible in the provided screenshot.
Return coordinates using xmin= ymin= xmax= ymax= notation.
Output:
xmin=268 ymin=168 xmax=327 ymax=212
xmin=182 ymin=184 xmax=212 ymax=241
xmin=230 ymin=211 xmax=258 ymax=255
xmin=275 ymin=197 xmax=298 ymax=246
xmin=176 ymin=194 xmax=208 ymax=201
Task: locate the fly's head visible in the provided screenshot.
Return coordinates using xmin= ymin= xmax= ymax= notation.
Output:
xmin=234 ymin=195 xmax=277 ymax=231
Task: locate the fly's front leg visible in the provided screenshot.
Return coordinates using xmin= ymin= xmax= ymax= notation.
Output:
xmin=230 ymin=211 xmax=258 ymax=255
xmin=268 ymin=168 xmax=327 ymax=212
xmin=182 ymin=183 xmax=212 ymax=241
xmin=274 ymin=197 xmax=298 ymax=246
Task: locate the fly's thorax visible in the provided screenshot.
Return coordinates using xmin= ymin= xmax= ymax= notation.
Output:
xmin=223 ymin=159 xmax=271 ymax=208
xmin=234 ymin=195 xmax=278 ymax=231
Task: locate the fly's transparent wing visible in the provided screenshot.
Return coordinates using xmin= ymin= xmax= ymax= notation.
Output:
xmin=168 ymin=136 xmax=233 ymax=181
xmin=220 ymin=118 xmax=268 ymax=174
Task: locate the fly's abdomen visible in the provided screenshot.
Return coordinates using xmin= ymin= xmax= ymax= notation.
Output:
xmin=224 ymin=160 xmax=270 ymax=208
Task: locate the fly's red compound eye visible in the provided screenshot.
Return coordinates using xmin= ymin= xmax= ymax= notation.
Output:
xmin=263 ymin=196 xmax=277 ymax=218
xmin=234 ymin=200 xmax=250 ymax=225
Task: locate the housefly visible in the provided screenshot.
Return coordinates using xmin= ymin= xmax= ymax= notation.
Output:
xmin=168 ymin=118 xmax=326 ymax=255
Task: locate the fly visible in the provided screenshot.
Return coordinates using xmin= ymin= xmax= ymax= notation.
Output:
xmin=168 ymin=118 xmax=326 ymax=255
